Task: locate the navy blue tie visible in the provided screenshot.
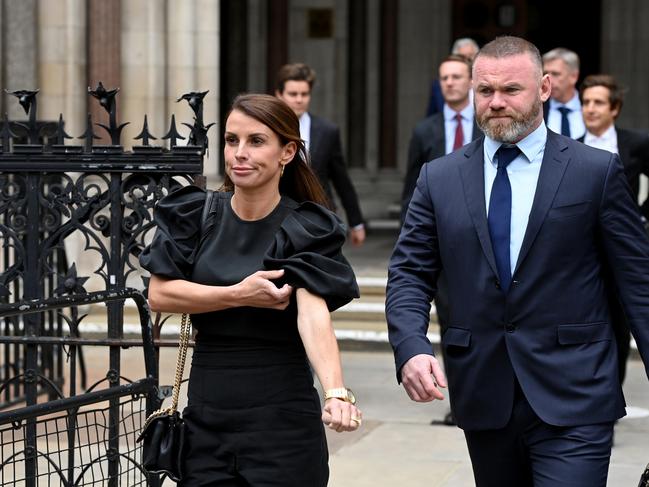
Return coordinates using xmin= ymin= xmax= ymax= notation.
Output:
xmin=488 ymin=145 xmax=521 ymax=292
xmin=558 ymin=106 xmax=571 ymax=137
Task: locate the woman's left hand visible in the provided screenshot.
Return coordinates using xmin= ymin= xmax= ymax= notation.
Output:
xmin=321 ymin=398 xmax=363 ymax=432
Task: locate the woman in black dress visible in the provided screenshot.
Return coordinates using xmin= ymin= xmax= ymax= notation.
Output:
xmin=140 ymin=93 xmax=362 ymax=486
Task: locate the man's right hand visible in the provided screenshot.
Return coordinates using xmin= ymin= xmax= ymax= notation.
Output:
xmin=234 ymin=269 xmax=293 ymax=310
xmin=400 ymin=354 xmax=447 ymax=402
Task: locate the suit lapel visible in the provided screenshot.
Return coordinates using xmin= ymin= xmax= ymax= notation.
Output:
xmin=616 ymin=128 xmax=631 ymax=167
xmin=513 ymin=131 xmax=570 ymax=274
xmin=459 ymin=138 xmax=499 ymax=278
xmin=309 ymin=115 xmax=322 ymax=169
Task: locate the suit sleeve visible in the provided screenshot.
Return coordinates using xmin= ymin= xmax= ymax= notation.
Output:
xmin=326 ymin=126 xmax=364 ymax=227
xmin=400 ymin=128 xmax=426 ymax=223
xmin=598 ymin=153 xmax=649 ymax=379
xmin=386 ymin=164 xmax=442 ymax=381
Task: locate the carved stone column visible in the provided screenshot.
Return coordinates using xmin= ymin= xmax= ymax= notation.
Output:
xmin=88 ymin=0 xmax=121 ymax=144
xmin=3 ymin=0 xmax=38 ymax=119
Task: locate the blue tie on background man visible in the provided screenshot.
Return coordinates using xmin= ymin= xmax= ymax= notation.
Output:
xmin=557 ymin=106 xmax=571 ymax=137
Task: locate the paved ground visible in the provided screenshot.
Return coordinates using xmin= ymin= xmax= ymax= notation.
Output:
xmin=324 ymin=351 xmax=649 ymax=487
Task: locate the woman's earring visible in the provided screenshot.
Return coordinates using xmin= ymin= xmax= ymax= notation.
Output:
xmin=280 ymin=164 xmax=285 ymax=177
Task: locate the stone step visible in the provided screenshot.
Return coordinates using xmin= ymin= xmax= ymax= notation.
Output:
xmin=357 ymin=276 xmax=387 ymax=297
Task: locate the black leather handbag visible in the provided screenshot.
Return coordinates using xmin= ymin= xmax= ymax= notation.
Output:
xmin=137 ymin=312 xmax=191 ymax=482
xmin=639 ymin=462 xmax=649 ymax=487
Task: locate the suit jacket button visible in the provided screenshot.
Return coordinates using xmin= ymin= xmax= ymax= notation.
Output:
xmin=505 ymin=323 xmax=516 ymax=333
xmin=495 ymin=280 xmax=501 ymax=290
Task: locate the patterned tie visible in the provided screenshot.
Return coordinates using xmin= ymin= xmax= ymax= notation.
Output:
xmin=453 ymin=113 xmax=464 ymax=150
xmin=488 ymin=145 xmax=521 ymax=292
xmin=557 ymin=106 xmax=571 ymax=137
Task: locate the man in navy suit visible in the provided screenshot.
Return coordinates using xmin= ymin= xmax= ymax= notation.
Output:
xmin=386 ymin=36 xmax=649 ymax=486
xmin=276 ymin=63 xmax=365 ymax=246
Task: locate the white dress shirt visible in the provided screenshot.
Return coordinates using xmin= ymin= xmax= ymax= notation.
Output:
xmin=547 ymin=93 xmax=585 ymax=139
xmin=583 ymin=125 xmax=618 ymax=154
xmin=444 ymin=103 xmax=475 ymax=155
xmin=299 ymin=112 xmax=311 ymax=152
xmin=484 ymin=122 xmax=547 ymax=274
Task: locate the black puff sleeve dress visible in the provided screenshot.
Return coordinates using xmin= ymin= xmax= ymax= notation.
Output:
xmin=140 ymin=186 xmax=359 ymax=486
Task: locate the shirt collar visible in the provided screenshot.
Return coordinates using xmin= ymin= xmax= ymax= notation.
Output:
xmin=444 ymin=102 xmax=474 ymax=121
xmin=549 ymin=92 xmax=581 ymax=111
xmin=484 ymin=121 xmax=548 ymax=166
xmin=584 ymin=124 xmax=616 ymax=144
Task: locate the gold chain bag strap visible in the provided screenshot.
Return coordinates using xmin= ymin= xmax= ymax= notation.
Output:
xmin=137 ymin=313 xmax=191 ymax=482
xmin=137 ymin=190 xmax=218 ymax=481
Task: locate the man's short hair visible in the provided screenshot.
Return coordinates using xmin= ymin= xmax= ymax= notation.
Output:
xmin=276 ymin=63 xmax=316 ymax=94
xmin=440 ymin=54 xmax=473 ymax=78
xmin=542 ymin=47 xmax=580 ymax=73
xmin=451 ymin=38 xmax=480 ymax=56
xmin=474 ymin=36 xmax=543 ymax=76
xmin=580 ymin=74 xmax=625 ymax=113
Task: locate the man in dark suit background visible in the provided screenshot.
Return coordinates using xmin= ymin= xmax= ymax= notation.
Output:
xmin=401 ymin=53 xmax=482 ymax=425
xmin=542 ymin=47 xmax=585 ymax=139
xmin=578 ymin=73 xmax=649 ymax=386
xmin=276 ymin=63 xmax=365 ymax=246
xmin=401 ymin=54 xmax=482 ymax=221
xmin=387 ymin=36 xmax=649 ymax=486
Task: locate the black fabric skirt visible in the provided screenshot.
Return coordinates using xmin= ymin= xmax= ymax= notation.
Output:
xmin=180 ymin=348 xmax=329 ymax=486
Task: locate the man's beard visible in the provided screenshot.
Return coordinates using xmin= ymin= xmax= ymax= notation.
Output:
xmin=477 ymin=98 xmax=541 ymax=143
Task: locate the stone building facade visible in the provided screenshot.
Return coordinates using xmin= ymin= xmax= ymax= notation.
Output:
xmin=1 ymin=0 xmax=649 ymax=224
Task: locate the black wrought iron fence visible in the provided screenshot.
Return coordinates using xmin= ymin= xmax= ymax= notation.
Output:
xmin=0 ymin=85 xmax=212 ymax=485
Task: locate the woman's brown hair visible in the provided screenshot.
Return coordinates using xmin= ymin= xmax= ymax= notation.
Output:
xmin=221 ymin=93 xmax=330 ymax=207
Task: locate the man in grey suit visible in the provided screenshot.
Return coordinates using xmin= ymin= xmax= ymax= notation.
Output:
xmin=276 ymin=63 xmax=365 ymax=246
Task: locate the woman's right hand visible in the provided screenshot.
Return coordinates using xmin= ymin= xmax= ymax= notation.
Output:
xmin=322 ymin=399 xmax=363 ymax=433
xmin=234 ymin=269 xmax=293 ymax=309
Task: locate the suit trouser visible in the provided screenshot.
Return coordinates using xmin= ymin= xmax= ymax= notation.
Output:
xmin=463 ymin=383 xmax=614 ymax=487
xmin=180 ymin=359 xmax=328 ymax=486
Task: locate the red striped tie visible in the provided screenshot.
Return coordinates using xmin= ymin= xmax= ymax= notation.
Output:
xmin=453 ymin=113 xmax=464 ymax=150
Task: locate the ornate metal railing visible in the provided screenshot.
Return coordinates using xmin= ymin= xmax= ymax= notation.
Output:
xmin=0 ymin=85 xmax=212 ymax=485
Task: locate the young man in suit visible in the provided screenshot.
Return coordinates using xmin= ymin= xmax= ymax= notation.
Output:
xmin=426 ymin=38 xmax=480 ymax=116
xmin=401 ymin=54 xmax=482 ymax=220
xmin=275 ymin=63 xmax=365 ymax=246
xmin=542 ymin=47 xmax=585 ymax=139
xmin=579 ymin=73 xmax=649 ymax=386
xmin=387 ymin=36 xmax=649 ymax=486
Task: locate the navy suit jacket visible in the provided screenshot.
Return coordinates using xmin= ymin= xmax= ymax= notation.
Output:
xmin=309 ymin=114 xmax=364 ymax=227
xmin=386 ymin=129 xmax=649 ymax=431
xmin=400 ymin=112 xmax=482 ymax=221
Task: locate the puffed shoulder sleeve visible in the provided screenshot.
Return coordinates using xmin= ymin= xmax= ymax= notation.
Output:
xmin=264 ymin=201 xmax=360 ymax=311
xmin=139 ymin=185 xmax=206 ymax=279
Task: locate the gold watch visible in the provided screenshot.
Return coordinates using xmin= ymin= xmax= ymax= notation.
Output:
xmin=323 ymin=387 xmax=356 ymax=405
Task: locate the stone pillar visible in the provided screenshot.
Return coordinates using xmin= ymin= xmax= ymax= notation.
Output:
xmin=396 ymin=0 xmax=451 ymax=174
xmin=196 ymin=0 xmax=219 ymax=178
xmin=38 ymin=0 xmax=86 ymax=138
xmin=121 ymin=0 xmax=167 ymax=149
xmin=88 ymin=0 xmax=121 ymax=144
xmin=2 ymin=0 xmax=38 ymax=120
xmin=601 ymin=0 xmax=649 ymax=131
xmin=247 ymin=0 xmax=268 ymax=93
xmin=166 ymin=0 xmax=197 ymax=142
